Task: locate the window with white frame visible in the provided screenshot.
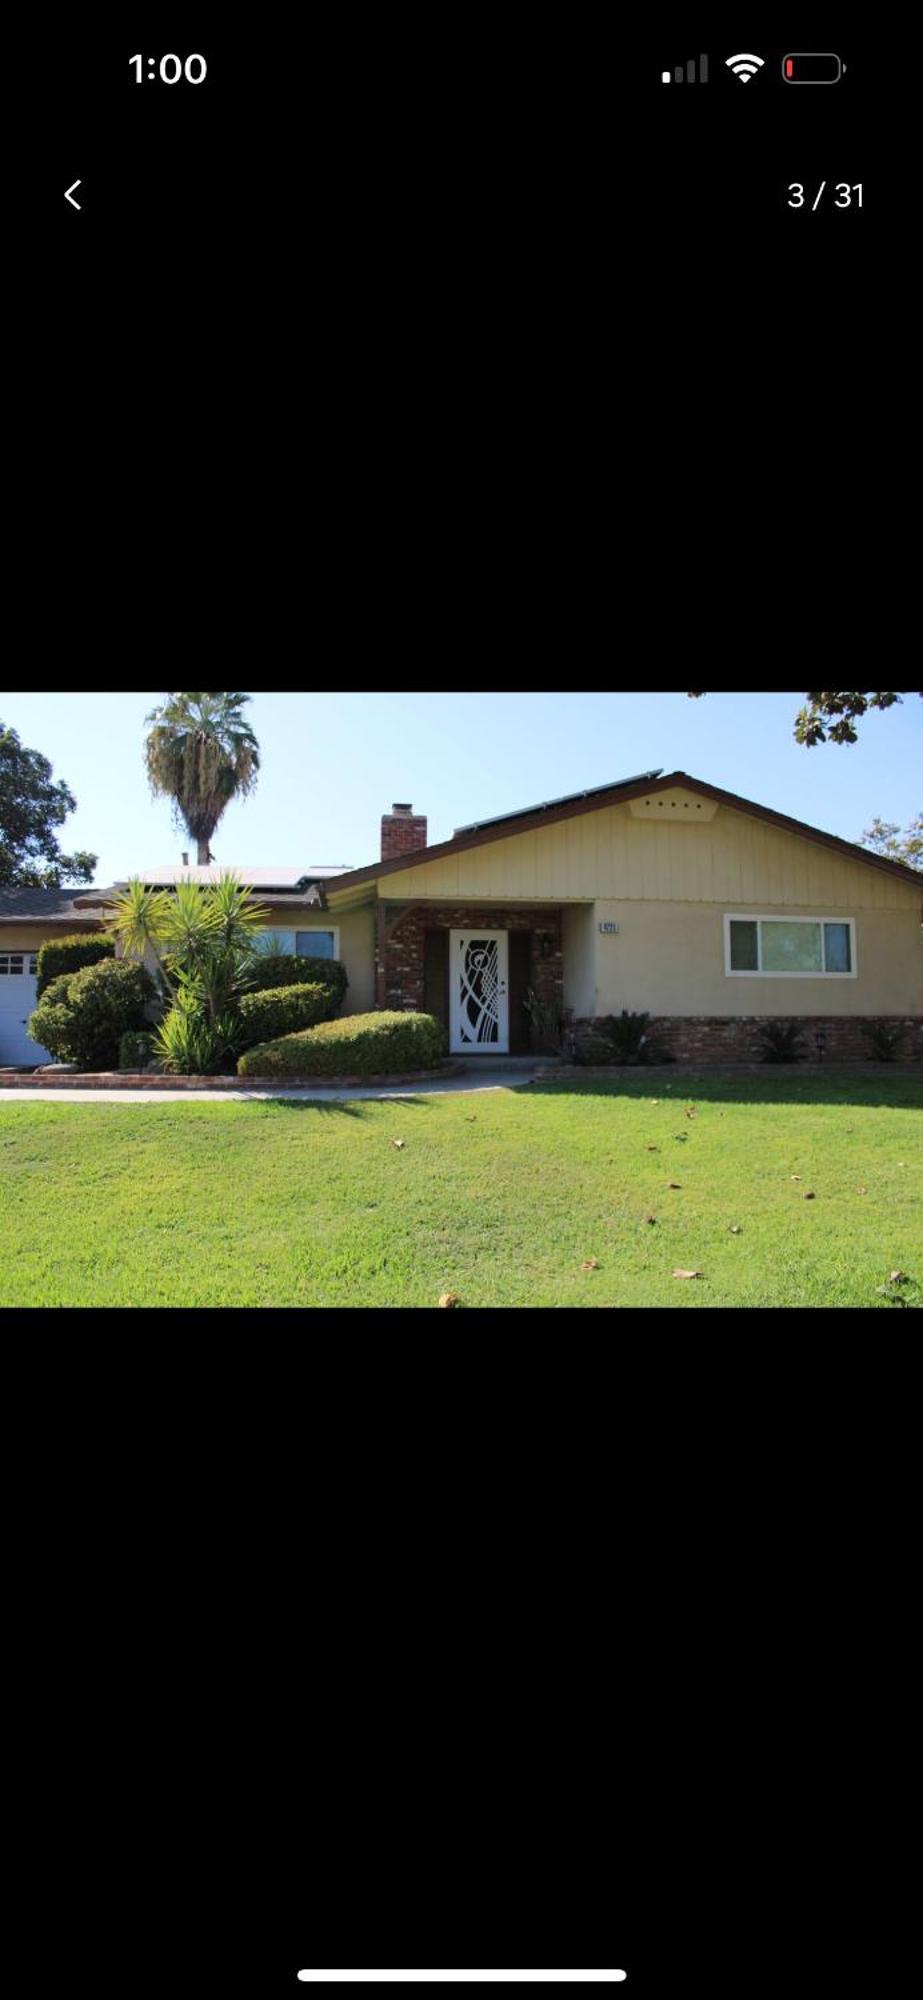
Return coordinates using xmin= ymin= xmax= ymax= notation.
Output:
xmin=0 ymin=954 xmax=26 ymax=975
xmin=724 ymin=915 xmax=856 ymax=977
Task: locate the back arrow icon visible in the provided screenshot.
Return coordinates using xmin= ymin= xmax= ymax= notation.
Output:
xmin=65 ymin=179 xmax=82 ymax=210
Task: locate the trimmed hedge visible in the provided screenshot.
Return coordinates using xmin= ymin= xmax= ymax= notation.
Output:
xmin=119 ymin=1031 xmax=152 ymax=1072
xmin=252 ymin=953 xmax=348 ymax=1011
xmin=238 ymin=981 xmax=334 ymax=1047
xmin=29 ymin=959 xmax=156 ymax=1070
xmin=36 ymin=933 xmax=114 ymax=998
xmin=238 ymin=1010 xmax=448 ymax=1078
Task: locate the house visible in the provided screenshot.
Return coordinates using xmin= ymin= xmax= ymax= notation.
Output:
xmin=306 ymin=773 xmax=922 ymax=1062
xmin=0 ymin=865 xmax=360 ymax=1067
xmin=1 ymin=771 xmax=920 ymax=1067
xmin=0 ymin=887 xmax=106 ymax=1067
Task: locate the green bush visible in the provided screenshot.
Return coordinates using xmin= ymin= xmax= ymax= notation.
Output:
xmin=238 ymin=1010 xmax=448 ymax=1078
xmin=861 ymin=1020 xmax=906 ymax=1062
xmin=238 ymin=981 xmax=335 ymax=1047
xmin=251 ymin=952 xmax=348 ymax=1010
xmin=152 ymin=989 xmax=245 ymax=1076
xmin=119 ymin=1031 xmax=152 ymax=1072
xmin=36 ymin=933 xmax=114 ymax=998
xmin=756 ymin=1019 xmax=809 ymax=1064
xmin=29 ymin=959 xmax=156 ymax=1070
xmin=598 ymin=1010 xmax=654 ymax=1065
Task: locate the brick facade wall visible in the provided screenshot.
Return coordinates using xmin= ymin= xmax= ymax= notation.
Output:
xmin=381 ymin=906 xmax=563 ymax=1017
xmin=572 ymin=1015 xmax=923 ymax=1065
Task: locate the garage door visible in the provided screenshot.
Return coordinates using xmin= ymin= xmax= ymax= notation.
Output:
xmin=0 ymin=952 xmax=52 ymax=1066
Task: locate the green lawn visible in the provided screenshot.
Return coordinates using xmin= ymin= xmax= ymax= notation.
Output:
xmin=1 ymin=1072 xmax=920 ymax=1307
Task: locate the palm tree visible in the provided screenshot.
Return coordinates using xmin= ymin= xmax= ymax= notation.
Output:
xmin=144 ymin=692 xmax=260 ymax=865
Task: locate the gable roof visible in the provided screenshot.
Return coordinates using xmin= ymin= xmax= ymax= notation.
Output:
xmin=0 ymin=886 xmax=104 ymax=923
xmin=325 ymin=770 xmax=923 ymax=896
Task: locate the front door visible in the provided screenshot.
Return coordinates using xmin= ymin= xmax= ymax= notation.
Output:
xmin=450 ymin=931 xmax=509 ymax=1054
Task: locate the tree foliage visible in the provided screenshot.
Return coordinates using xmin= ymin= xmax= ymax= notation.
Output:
xmin=859 ymin=814 xmax=923 ymax=870
xmin=687 ymin=691 xmax=922 ymax=746
xmin=144 ymin=692 xmax=260 ymax=863
xmin=0 ymin=720 xmax=97 ymax=888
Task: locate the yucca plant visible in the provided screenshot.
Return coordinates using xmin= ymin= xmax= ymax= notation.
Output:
xmin=107 ymin=873 xmax=271 ymax=1073
xmin=151 ymin=985 xmax=246 ymax=1077
xmin=861 ymin=1020 xmax=906 ymax=1062
xmin=599 ymin=1011 xmax=653 ymax=1064
xmin=756 ymin=1019 xmax=809 ymax=1064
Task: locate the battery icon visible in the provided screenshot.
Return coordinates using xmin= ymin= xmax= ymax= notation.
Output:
xmin=782 ymin=53 xmax=846 ymax=83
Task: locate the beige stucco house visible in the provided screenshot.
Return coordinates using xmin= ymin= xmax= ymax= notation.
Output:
xmin=2 ymin=769 xmax=920 ymax=1065
xmin=307 ymin=770 xmax=923 ymax=1062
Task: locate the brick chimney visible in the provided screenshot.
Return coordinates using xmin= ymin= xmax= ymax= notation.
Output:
xmin=381 ymin=802 xmax=428 ymax=862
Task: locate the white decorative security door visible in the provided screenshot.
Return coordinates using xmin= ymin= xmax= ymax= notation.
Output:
xmin=450 ymin=931 xmax=509 ymax=1054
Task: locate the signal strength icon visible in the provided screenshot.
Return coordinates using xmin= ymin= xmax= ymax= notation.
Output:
xmin=726 ymin=53 xmax=765 ymax=82
xmin=662 ymin=55 xmax=709 ymax=83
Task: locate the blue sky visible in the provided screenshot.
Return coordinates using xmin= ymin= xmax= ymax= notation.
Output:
xmin=2 ymin=690 xmax=920 ymax=886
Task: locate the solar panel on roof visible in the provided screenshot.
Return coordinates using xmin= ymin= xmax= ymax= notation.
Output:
xmin=453 ymin=770 xmax=664 ymax=836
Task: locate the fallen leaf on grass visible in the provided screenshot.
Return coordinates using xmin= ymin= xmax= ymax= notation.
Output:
xmin=666 ymin=1181 xmax=682 ymax=1190
xmin=888 ymin=1270 xmax=909 ymax=1285
xmin=672 ymin=1268 xmax=702 ymax=1280
xmin=646 ymin=1144 xmax=659 ymax=1152
xmin=438 ymin=1292 xmax=460 ymax=1308
xmin=673 ymin=1133 xmax=688 ymax=1142
xmin=790 ymin=1174 xmax=803 ymax=1182
xmin=392 ymin=1138 xmax=406 ymax=1149
xmin=855 ymin=1185 xmax=868 ymax=1195
xmin=685 ymin=1108 xmax=697 ymax=1119
xmin=643 ymin=1212 xmax=658 ymax=1225
xmin=465 ymin=1116 xmax=477 ymax=1123
xmin=728 ymin=1225 xmax=742 ymax=1234
xmin=802 ymin=1191 xmax=816 ymax=1200
xmin=581 ymin=1258 xmax=600 ymax=1271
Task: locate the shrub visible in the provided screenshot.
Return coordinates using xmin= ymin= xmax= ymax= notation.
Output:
xmin=238 ymin=981 xmax=335 ymax=1048
xmin=756 ymin=1019 xmax=809 ymax=1064
xmin=119 ymin=1031 xmax=152 ymax=1072
xmin=238 ymin=1010 xmax=448 ymax=1079
xmin=36 ymin=933 xmax=114 ymax=998
xmin=861 ymin=1020 xmax=906 ymax=1062
xmin=598 ymin=1010 xmax=654 ymax=1065
xmin=152 ymin=989 xmax=245 ymax=1076
xmin=29 ymin=959 xmax=156 ymax=1070
xmin=523 ymin=988 xmax=567 ymax=1055
xmin=252 ymin=952 xmax=349 ymax=1011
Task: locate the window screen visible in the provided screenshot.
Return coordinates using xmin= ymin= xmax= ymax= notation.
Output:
xmin=823 ymin=923 xmax=852 ymax=973
xmin=296 ymin=931 xmax=335 ymax=960
xmin=729 ymin=920 xmax=759 ymax=971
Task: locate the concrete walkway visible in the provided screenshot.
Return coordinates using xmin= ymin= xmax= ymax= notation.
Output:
xmin=0 ymin=1065 xmax=554 ymax=1105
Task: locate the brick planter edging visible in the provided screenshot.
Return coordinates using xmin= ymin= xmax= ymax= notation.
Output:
xmin=0 ymin=1062 xmax=463 ymax=1092
xmin=571 ymin=1015 xmax=923 ymax=1066
xmin=547 ymin=1062 xmax=918 ymax=1078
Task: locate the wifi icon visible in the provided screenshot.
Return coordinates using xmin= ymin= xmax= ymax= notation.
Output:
xmin=726 ymin=52 xmax=765 ymax=82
